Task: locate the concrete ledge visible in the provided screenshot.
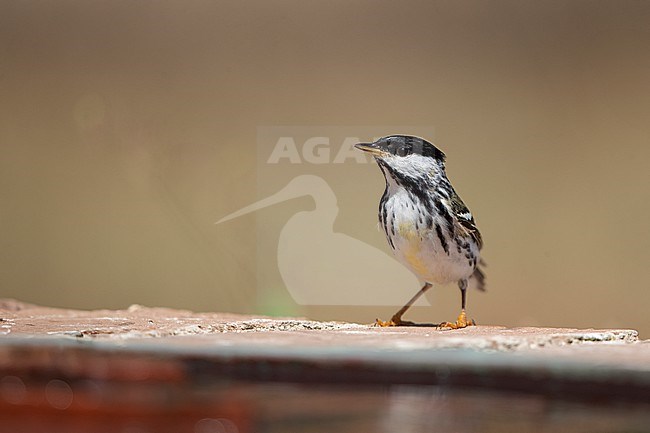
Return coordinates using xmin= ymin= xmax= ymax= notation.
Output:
xmin=1 ymin=300 xmax=649 ymax=432
xmin=1 ymin=300 xmax=648 ymax=399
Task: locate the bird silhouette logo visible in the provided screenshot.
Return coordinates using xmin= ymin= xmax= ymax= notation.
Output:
xmin=216 ymin=174 xmax=427 ymax=306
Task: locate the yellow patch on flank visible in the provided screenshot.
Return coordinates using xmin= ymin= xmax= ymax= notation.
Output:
xmin=404 ymin=248 xmax=430 ymax=277
xmin=397 ymin=222 xmax=430 ymax=277
xmin=397 ymin=222 xmax=418 ymax=241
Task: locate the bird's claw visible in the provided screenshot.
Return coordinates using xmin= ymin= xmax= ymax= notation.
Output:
xmin=374 ymin=316 xmax=417 ymax=327
xmin=439 ymin=310 xmax=476 ymax=329
xmin=375 ymin=316 xmax=404 ymax=327
xmin=375 ymin=318 xmax=397 ymax=327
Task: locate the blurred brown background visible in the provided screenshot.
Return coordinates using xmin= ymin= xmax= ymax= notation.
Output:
xmin=1 ymin=1 xmax=649 ymax=336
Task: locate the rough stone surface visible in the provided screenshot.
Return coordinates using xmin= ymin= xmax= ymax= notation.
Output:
xmin=1 ymin=299 xmax=649 ymax=432
xmin=1 ymin=299 xmax=647 ymax=367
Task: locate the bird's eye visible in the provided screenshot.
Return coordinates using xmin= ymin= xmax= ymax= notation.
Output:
xmin=397 ymin=146 xmax=409 ymax=157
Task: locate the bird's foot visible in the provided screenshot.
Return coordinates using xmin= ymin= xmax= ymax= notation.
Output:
xmin=374 ymin=316 xmax=417 ymax=327
xmin=439 ymin=310 xmax=476 ymax=329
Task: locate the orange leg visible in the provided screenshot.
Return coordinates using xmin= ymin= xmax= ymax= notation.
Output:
xmin=439 ymin=279 xmax=476 ymax=329
xmin=439 ymin=309 xmax=476 ymax=329
xmin=375 ymin=283 xmax=431 ymax=327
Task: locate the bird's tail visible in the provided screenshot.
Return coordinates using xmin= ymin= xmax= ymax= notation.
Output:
xmin=470 ymin=262 xmax=486 ymax=292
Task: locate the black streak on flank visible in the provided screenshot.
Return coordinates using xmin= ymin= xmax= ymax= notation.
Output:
xmin=435 ymin=224 xmax=449 ymax=254
xmin=380 ymin=192 xmax=388 ymax=228
xmin=435 ymin=199 xmax=454 ymax=234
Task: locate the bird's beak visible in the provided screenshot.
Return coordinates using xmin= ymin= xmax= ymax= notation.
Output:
xmin=354 ymin=142 xmax=388 ymax=157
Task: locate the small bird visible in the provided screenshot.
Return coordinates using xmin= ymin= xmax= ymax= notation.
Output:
xmin=355 ymin=135 xmax=485 ymax=328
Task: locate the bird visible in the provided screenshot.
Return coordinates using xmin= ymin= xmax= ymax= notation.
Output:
xmin=355 ymin=135 xmax=485 ymax=328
